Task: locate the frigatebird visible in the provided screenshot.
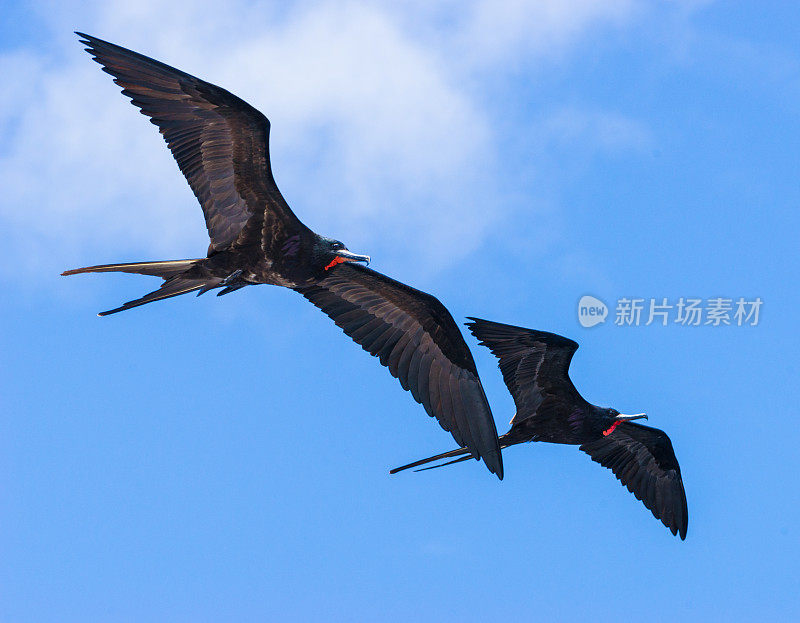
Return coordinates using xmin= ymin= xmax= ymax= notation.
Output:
xmin=392 ymin=318 xmax=688 ymax=539
xmin=61 ymin=33 xmax=503 ymax=478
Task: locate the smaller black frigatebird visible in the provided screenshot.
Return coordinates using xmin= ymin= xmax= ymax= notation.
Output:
xmin=60 ymin=33 xmax=503 ymax=478
xmin=391 ymin=318 xmax=688 ymax=539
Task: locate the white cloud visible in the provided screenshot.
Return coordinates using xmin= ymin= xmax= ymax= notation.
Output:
xmin=451 ymin=0 xmax=638 ymax=68
xmin=0 ymin=0 xmax=648 ymax=280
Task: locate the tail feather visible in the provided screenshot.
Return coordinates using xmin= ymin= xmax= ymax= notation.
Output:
xmin=98 ymin=276 xmax=220 ymax=316
xmin=61 ymin=258 xmax=221 ymax=315
xmin=61 ymin=259 xmax=202 ymax=278
xmin=391 ymin=433 xmax=519 ymax=476
xmin=390 ymin=446 xmax=474 ymax=475
xmin=413 ymin=453 xmax=476 ymax=472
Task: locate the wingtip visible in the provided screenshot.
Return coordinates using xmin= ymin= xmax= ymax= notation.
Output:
xmin=464 ymin=317 xmax=491 ymax=336
xmin=75 ymin=32 xmax=106 ymax=54
xmin=490 ymin=457 xmax=504 ymax=480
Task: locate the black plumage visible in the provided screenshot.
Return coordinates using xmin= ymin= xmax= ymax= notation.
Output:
xmin=392 ymin=318 xmax=688 ymax=539
xmin=301 ymin=265 xmax=500 ymax=460
xmin=61 ymin=33 xmax=502 ymax=478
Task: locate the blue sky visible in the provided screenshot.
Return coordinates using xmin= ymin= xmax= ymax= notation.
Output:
xmin=1 ymin=1 xmax=799 ymax=620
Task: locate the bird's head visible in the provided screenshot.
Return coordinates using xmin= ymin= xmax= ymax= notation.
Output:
xmin=312 ymin=236 xmax=370 ymax=274
xmin=600 ymin=408 xmax=648 ymax=436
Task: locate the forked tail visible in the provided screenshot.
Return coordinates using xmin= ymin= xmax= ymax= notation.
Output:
xmin=390 ymin=433 xmax=518 ymax=475
xmin=390 ymin=446 xmax=475 ymax=474
xmin=61 ymin=258 xmax=217 ymax=316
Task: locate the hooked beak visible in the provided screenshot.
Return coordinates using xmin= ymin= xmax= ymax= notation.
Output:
xmin=335 ymin=249 xmax=370 ymax=265
xmin=616 ymin=413 xmax=648 ymax=422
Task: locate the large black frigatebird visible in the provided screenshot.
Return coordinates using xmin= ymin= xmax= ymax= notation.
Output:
xmin=392 ymin=318 xmax=688 ymax=538
xmin=61 ymin=33 xmax=503 ymax=478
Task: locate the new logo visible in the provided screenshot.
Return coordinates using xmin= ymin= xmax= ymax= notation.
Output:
xmin=578 ymin=295 xmax=608 ymax=328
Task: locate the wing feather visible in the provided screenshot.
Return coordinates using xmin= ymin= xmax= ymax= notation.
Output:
xmin=580 ymin=422 xmax=688 ymax=539
xmin=300 ymin=265 xmax=502 ymax=478
xmin=466 ymin=318 xmax=585 ymax=426
xmin=77 ymin=33 xmax=307 ymax=255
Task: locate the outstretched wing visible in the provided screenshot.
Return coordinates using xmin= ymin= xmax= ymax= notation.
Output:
xmin=466 ymin=318 xmax=586 ymax=424
xmin=580 ymin=422 xmax=688 ymax=539
xmin=299 ymin=265 xmax=503 ymax=479
xmin=78 ymin=33 xmax=308 ymax=255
